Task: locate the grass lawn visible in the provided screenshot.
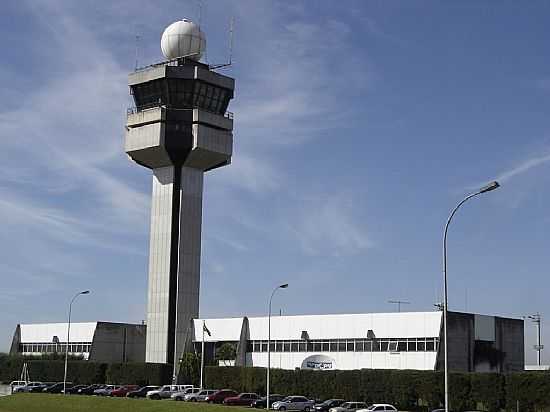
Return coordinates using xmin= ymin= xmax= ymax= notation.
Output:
xmin=0 ymin=394 xmax=253 ymax=412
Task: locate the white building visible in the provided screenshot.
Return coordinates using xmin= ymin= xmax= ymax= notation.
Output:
xmin=192 ymin=311 xmax=524 ymax=372
xmin=10 ymin=322 xmax=146 ymax=363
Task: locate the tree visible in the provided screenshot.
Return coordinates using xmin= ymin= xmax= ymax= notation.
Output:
xmin=178 ymin=352 xmax=200 ymax=385
xmin=216 ymin=343 xmax=236 ymax=366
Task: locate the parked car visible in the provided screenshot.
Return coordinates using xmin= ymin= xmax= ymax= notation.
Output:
xmin=63 ymin=384 xmax=88 ymax=394
xmin=10 ymin=381 xmax=28 ymax=394
xmin=43 ymin=382 xmax=73 ymax=394
xmin=78 ymin=384 xmax=105 ymax=395
xmin=357 ymin=404 xmax=398 ymax=412
xmin=330 ymin=402 xmax=368 ymax=412
xmin=315 ymin=399 xmax=346 ymax=411
xmin=252 ymin=394 xmax=286 ymax=408
xmin=146 ymin=385 xmax=191 ymax=400
xmin=205 ymin=389 xmax=239 ymax=404
xmin=110 ymin=385 xmax=139 ymax=397
xmin=29 ymin=383 xmax=55 ymax=393
xmin=272 ymin=396 xmax=315 ymax=411
xmin=94 ymin=385 xmax=120 ymax=396
xmin=186 ymin=389 xmax=218 ymax=402
xmin=14 ymin=382 xmax=44 ymax=393
xmin=126 ymin=385 xmax=160 ymax=398
xmin=171 ymin=387 xmax=200 ymax=401
xmin=224 ymin=392 xmax=260 ymax=406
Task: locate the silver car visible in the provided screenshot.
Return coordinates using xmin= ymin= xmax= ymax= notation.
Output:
xmin=147 ymin=384 xmax=190 ymax=400
xmin=13 ymin=382 xmax=43 ymax=393
xmin=272 ymin=395 xmax=315 ymax=411
xmin=357 ymin=404 xmax=398 ymax=412
xmin=330 ymin=402 xmax=368 ymax=412
xmin=171 ymin=387 xmax=200 ymax=401
xmin=186 ymin=389 xmax=218 ymax=402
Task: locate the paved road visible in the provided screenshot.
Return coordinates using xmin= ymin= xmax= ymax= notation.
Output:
xmin=0 ymin=385 xmax=11 ymax=396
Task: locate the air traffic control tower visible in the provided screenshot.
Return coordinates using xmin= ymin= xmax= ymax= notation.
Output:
xmin=125 ymin=20 xmax=234 ymax=364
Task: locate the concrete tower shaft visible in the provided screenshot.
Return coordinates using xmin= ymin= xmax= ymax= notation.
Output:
xmin=125 ymin=58 xmax=235 ymax=364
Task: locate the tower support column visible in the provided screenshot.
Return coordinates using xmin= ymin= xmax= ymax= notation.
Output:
xmin=145 ymin=166 xmax=203 ymax=364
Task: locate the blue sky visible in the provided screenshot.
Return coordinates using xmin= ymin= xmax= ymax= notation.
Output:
xmin=0 ymin=1 xmax=549 ymax=364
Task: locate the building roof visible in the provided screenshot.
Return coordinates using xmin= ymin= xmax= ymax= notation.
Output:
xmin=19 ymin=322 xmax=98 ymax=343
xmin=193 ymin=311 xmax=443 ymax=342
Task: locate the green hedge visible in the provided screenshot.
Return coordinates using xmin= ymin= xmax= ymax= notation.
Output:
xmin=2 ymin=357 xmax=550 ymax=412
xmin=0 ymin=356 xmax=166 ymax=386
xmin=204 ymin=367 xmax=549 ymax=412
xmin=0 ymin=359 xmax=105 ymax=384
xmin=106 ymin=362 xmax=171 ymax=386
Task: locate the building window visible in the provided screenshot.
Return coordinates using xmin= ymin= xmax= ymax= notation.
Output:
xmin=244 ymin=337 xmax=439 ymax=353
xmin=338 ymin=340 xmax=346 ymax=352
xmin=426 ymin=339 xmax=435 ymax=352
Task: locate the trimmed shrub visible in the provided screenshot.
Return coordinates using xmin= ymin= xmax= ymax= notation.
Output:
xmin=470 ymin=373 xmax=504 ymax=412
xmin=505 ymin=372 xmax=550 ymax=412
xmin=106 ymin=362 xmax=171 ymax=386
xmin=0 ymin=358 xmax=105 ymax=384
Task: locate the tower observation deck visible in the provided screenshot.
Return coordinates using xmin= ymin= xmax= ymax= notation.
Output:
xmin=124 ymin=19 xmax=235 ymax=365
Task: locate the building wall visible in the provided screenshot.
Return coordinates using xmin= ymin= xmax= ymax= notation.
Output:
xmin=89 ymin=322 xmax=146 ymax=363
xmin=248 ymin=351 xmax=438 ymax=371
xmin=10 ymin=322 xmax=145 ymax=363
xmin=9 ymin=325 xmax=20 ymax=356
xmin=495 ymin=316 xmax=524 ymax=372
xmin=436 ymin=312 xmax=524 ymax=372
xmin=194 ymin=312 xmax=523 ymax=372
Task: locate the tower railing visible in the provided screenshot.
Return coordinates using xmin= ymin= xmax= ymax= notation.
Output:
xmin=134 ymin=55 xmax=208 ymax=72
xmin=126 ymin=103 xmax=233 ymax=120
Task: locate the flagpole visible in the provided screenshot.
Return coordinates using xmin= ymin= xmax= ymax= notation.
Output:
xmin=200 ymin=320 xmax=205 ymax=390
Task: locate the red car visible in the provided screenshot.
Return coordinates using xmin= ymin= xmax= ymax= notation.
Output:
xmin=224 ymin=392 xmax=260 ymax=406
xmin=110 ymin=385 xmax=139 ymax=397
xmin=205 ymin=389 xmax=239 ymax=404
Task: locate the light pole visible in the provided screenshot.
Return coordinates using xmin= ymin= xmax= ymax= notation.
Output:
xmin=528 ymin=313 xmax=543 ymax=366
xmin=267 ymin=283 xmax=288 ymax=410
xmin=443 ymin=181 xmax=499 ymax=412
xmin=63 ymin=290 xmax=90 ymax=395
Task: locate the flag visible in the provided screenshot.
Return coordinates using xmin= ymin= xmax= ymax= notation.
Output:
xmin=203 ymin=322 xmax=211 ymax=337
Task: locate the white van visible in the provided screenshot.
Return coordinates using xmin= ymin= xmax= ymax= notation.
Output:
xmin=10 ymin=381 xmax=28 ymax=394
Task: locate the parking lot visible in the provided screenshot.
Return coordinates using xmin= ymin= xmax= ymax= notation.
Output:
xmin=6 ymin=382 xmax=400 ymax=412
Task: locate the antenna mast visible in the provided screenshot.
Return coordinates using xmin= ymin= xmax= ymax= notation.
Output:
xmin=388 ymin=300 xmax=411 ymax=313
xmin=134 ymin=33 xmax=140 ymax=71
xmin=228 ymin=16 xmax=234 ymax=66
xmin=210 ymin=17 xmax=235 ymax=70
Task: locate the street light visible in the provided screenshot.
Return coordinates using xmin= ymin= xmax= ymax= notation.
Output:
xmin=63 ymin=290 xmax=90 ymax=395
xmin=527 ymin=313 xmax=543 ymax=366
xmin=442 ymin=180 xmax=499 ymax=412
xmin=267 ymin=283 xmax=288 ymax=410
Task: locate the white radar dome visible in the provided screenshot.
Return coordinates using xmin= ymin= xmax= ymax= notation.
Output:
xmin=161 ymin=19 xmax=206 ymax=61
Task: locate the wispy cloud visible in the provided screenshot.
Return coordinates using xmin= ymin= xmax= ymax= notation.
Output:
xmin=285 ymin=193 xmax=372 ymax=257
xmin=496 ymin=152 xmax=550 ymax=183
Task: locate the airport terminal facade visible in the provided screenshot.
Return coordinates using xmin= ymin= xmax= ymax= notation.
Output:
xmin=193 ymin=310 xmax=524 ymax=372
xmin=9 ymin=322 xmax=146 ymax=363
xmin=11 ymin=310 xmax=524 ymax=372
